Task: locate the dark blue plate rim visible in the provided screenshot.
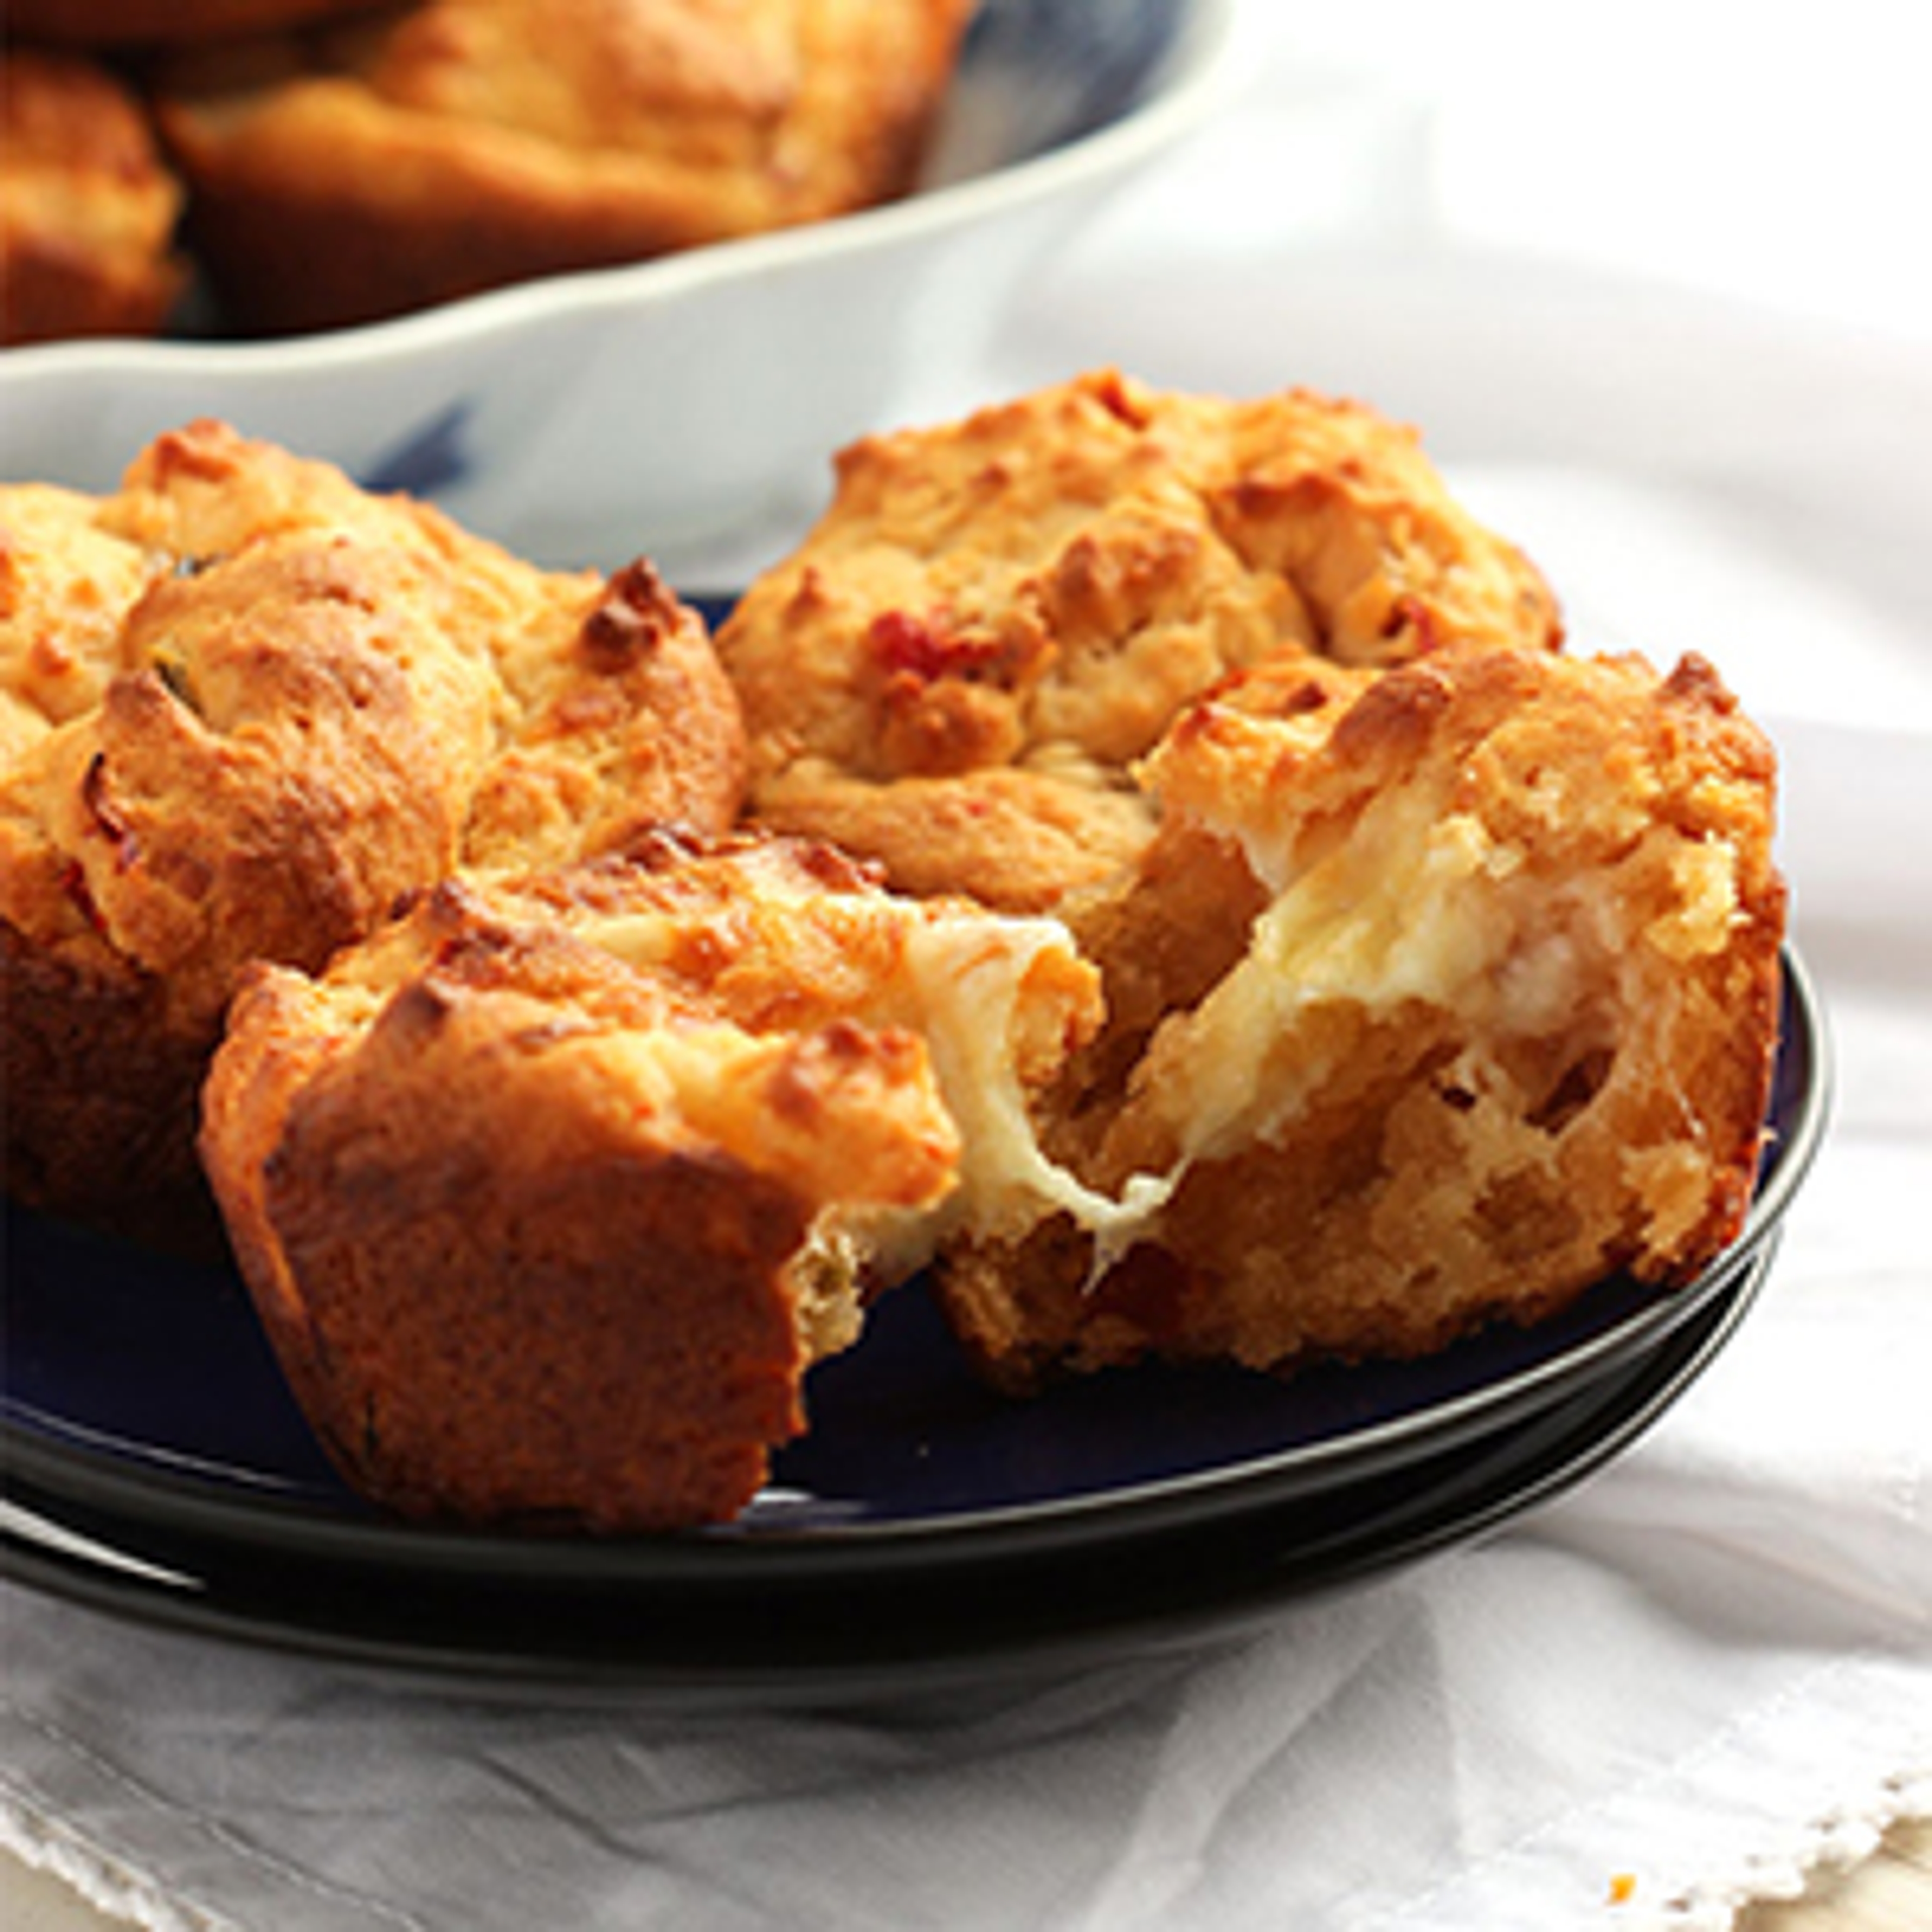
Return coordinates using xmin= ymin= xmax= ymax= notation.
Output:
xmin=0 ymin=1239 xmax=1774 ymax=1702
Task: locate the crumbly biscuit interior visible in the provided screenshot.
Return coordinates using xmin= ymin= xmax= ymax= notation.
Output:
xmin=929 ymin=646 xmax=1784 ymax=1387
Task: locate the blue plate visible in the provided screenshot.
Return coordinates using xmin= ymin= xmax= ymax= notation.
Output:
xmin=0 ymin=948 xmax=1826 ymax=1700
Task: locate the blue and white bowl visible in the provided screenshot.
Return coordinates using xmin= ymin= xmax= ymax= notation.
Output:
xmin=0 ymin=0 xmax=1233 ymax=576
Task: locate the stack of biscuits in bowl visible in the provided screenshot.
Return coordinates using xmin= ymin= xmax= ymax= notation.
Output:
xmin=0 ymin=370 xmax=1787 ymax=1530
xmin=0 ymin=0 xmax=975 ymax=342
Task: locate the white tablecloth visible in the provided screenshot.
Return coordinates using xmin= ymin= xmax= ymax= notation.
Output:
xmin=5 ymin=6 xmax=1930 ymax=1927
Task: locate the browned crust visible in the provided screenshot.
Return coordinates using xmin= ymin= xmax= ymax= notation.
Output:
xmin=204 ymin=960 xmax=824 ymax=1530
xmin=0 ymin=918 xmax=222 ymax=1252
xmin=151 ymin=0 xmax=976 ymax=334
xmin=0 ymin=48 xmax=186 ymax=344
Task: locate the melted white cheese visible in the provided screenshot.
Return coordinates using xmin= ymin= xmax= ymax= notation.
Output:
xmin=899 ymin=917 xmax=1173 ymax=1260
xmin=1147 ymin=794 xmax=1498 ymax=1166
xmin=583 ymin=897 xmax=1173 ymax=1274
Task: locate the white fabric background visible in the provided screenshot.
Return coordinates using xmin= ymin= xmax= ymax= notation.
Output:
xmin=5 ymin=4 xmax=1931 ymax=1926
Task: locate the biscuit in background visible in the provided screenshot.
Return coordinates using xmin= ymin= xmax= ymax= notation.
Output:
xmin=149 ymin=0 xmax=977 ymax=334
xmin=0 ymin=47 xmax=187 ymax=344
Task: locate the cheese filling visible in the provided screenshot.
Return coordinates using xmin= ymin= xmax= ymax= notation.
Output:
xmin=897 ymin=918 xmax=1174 ymax=1262
xmin=582 ymin=895 xmax=1172 ymax=1280
xmin=1155 ymin=793 xmax=1504 ymax=1167
xmin=525 ymin=786 xmax=1741 ymax=1300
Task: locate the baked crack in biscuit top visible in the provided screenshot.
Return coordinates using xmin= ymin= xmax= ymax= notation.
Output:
xmin=200 ymin=829 xmax=1103 ymax=1528
xmin=151 ymin=0 xmax=976 ymax=334
xmin=933 ymin=645 xmax=1786 ymax=1392
xmin=0 ymin=420 xmax=743 ymax=1243
xmin=715 ymin=370 xmax=1563 ymax=912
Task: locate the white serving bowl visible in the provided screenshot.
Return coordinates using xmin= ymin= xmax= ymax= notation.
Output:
xmin=0 ymin=0 xmax=1232 ymax=577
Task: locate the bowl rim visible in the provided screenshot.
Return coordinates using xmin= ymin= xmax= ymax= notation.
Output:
xmin=0 ymin=0 xmax=1238 ymax=384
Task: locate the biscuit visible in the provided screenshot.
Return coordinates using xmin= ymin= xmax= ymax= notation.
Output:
xmin=0 ymin=47 xmax=186 ymax=345
xmin=714 ymin=370 xmax=1563 ymax=911
xmin=934 ymin=645 xmax=1787 ymax=1391
xmin=1 ymin=420 xmax=743 ymax=1244
xmin=151 ymin=0 xmax=976 ymax=334
xmin=200 ymin=829 xmax=1102 ymax=1527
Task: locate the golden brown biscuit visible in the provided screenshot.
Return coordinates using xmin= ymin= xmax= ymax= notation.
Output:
xmin=934 ymin=645 xmax=1786 ymax=1392
xmin=1 ymin=420 xmax=743 ymax=1244
xmin=151 ymin=0 xmax=976 ymax=334
xmin=0 ymin=48 xmax=186 ymax=345
xmin=715 ymin=370 xmax=1564 ymax=911
xmin=200 ymin=828 xmax=1103 ymax=1528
